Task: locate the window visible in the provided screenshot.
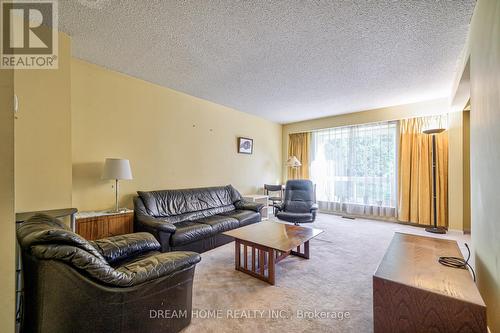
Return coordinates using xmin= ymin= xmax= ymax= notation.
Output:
xmin=310 ymin=121 xmax=398 ymax=218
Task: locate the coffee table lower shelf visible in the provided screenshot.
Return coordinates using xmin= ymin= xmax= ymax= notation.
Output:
xmin=234 ymin=239 xmax=310 ymax=285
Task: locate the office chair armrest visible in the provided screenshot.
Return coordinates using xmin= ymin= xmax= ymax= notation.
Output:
xmin=310 ymin=203 xmax=319 ymax=220
xmin=273 ymin=203 xmax=284 ymax=216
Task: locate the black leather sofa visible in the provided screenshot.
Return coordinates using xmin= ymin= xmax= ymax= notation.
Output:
xmin=17 ymin=214 xmax=201 ymax=333
xmin=134 ymin=185 xmax=264 ymax=253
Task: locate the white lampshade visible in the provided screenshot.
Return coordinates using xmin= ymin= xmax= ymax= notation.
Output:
xmin=423 ymin=128 xmax=446 ymax=135
xmin=286 ymin=156 xmax=302 ymax=167
xmin=102 ymin=158 xmax=133 ymax=180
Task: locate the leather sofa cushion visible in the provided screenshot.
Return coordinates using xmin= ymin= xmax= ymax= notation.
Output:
xmin=156 ymin=205 xmax=236 ymax=224
xmin=114 ymin=251 xmax=201 ymax=286
xmin=91 ymin=233 xmax=160 ymax=264
xmin=196 ymin=215 xmax=239 ymax=233
xmin=218 ymin=210 xmax=260 ymax=227
xmin=170 ymin=221 xmax=215 ymax=247
xmin=276 ymin=211 xmax=314 ymax=223
xmin=137 ymin=185 xmax=241 ymax=218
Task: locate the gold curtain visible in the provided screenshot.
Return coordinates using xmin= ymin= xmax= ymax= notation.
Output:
xmin=288 ymin=132 xmax=310 ymax=179
xmin=398 ymin=117 xmax=448 ymax=227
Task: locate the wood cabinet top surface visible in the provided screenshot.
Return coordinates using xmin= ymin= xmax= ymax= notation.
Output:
xmin=374 ymin=232 xmax=485 ymax=307
xmin=76 ymin=209 xmax=133 ymax=219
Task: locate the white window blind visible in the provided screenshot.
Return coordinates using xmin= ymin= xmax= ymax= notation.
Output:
xmin=310 ymin=121 xmax=398 ymax=218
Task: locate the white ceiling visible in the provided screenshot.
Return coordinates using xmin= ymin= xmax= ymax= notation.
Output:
xmin=59 ymin=0 xmax=475 ymax=124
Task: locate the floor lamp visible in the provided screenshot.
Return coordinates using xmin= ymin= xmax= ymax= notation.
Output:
xmin=423 ymin=128 xmax=446 ymax=234
xmin=286 ymin=156 xmax=302 ymax=179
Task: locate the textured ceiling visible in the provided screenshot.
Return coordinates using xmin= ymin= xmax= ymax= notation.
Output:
xmin=59 ymin=0 xmax=475 ymax=124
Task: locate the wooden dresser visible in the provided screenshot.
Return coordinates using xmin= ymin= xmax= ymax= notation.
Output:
xmin=75 ymin=209 xmax=134 ymax=240
xmin=373 ymin=233 xmax=486 ymax=333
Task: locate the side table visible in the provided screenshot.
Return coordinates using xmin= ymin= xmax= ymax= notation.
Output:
xmin=75 ymin=209 xmax=134 ymax=240
xmin=242 ymin=194 xmax=269 ymax=220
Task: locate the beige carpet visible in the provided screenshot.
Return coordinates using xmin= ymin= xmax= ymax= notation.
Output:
xmin=183 ymin=213 xmax=470 ymax=333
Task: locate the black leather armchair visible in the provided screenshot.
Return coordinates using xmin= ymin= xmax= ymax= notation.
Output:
xmin=17 ymin=214 xmax=201 ymax=333
xmin=274 ymin=180 xmax=318 ymax=225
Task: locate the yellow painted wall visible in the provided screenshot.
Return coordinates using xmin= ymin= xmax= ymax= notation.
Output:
xmin=14 ymin=33 xmax=73 ymax=212
xmin=467 ymin=0 xmax=500 ymax=330
xmin=0 ymin=69 xmax=15 ymax=333
xmin=463 ymin=110 xmax=470 ymax=232
xmin=71 ymin=59 xmax=282 ymax=211
xmin=448 ymin=110 xmax=471 ymax=233
xmin=448 ymin=111 xmax=464 ymax=231
xmin=282 ymin=98 xmax=449 ymax=134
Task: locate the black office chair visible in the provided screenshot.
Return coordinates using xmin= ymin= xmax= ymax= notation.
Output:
xmin=264 ymin=184 xmax=283 ymax=214
xmin=274 ymin=180 xmax=318 ymax=225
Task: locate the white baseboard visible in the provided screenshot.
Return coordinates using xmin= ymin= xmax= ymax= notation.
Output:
xmin=448 ymin=228 xmax=465 ymax=236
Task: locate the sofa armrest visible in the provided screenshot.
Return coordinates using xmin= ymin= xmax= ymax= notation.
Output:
xmin=136 ymin=214 xmax=176 ymax=233
xmin=235 ymin=200 xmax=264 ymax=212
xmin=116 ymin=251 xmax=201 ymax=286
xmin=91 ymin=232 xmax=160 ymax=264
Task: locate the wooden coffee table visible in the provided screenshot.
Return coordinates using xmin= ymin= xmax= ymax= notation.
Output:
xmin=223 ymin=221 xmax=323 ymax=285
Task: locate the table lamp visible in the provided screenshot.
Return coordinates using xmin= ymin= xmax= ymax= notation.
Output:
xmin=102 ymin=158 xmax=133 ymax=212
xmin=286 ymin=156 xmax=302 ymax=168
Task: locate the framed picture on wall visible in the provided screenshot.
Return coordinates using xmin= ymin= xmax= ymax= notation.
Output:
xmin=238 ymin=137 xmax=253 ymax=154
